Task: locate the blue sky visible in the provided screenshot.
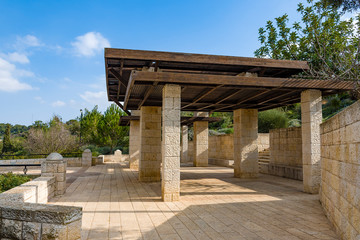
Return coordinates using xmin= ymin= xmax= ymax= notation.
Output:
xmin=0 ymin=0 xmax=306 ymax=125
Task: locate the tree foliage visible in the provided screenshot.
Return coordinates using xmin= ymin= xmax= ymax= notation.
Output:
xmin=2 ymin=124 xmax=13 ymax=153
xmin=258 ymin=109 xmax=290 ymax=133
xmin=322 ymin=0 xmax=360 ymax=12
xmin=255 ymin=0 xmax=360 ymax=83
xmin=25 ymin=117 xmax=78 ymax=154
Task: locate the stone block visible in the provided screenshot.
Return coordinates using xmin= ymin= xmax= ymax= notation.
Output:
xmin=42 ymin=223 xmax=67 ymax=240
xmin=22 ymin=221 xmax=41 ymax=239
xmin=1 ymin=219 xmax=23 ymax=239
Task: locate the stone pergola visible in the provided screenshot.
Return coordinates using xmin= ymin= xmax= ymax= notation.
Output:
xmin=105 ymin=48 xmax=353 ymax=201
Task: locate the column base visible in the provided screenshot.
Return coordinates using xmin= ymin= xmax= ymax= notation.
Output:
xmin=234 ymin=171 xmax=258 ymax=179
xmin=162 ymin=192 xmax=180 ymax=202
xmin=193 ymin=162 xmax=208 ymax=167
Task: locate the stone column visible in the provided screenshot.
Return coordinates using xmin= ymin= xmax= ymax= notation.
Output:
xmin=193 ymin=112 xmax=209 ymax=167
xmin=139 ymin=106 xmax=162 ymax=182
xmin=129 ymin=110 xmax=140 ymax=170
xmin=41 ymin=153 xmax=67 ymax=196
xmin=181 ymin=125 xmax=189 ymax=163
xmin=233 ymin=109 xmax=258 ymax=178
xmin=301 ymin=89 xmax=322 ymax=193
xmin=162 ymin=84 xmax=181 ymax=201
xmin=82 ymin=149 xmax=92 ymax=167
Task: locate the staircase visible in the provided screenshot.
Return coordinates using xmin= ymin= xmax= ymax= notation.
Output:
xmin=258 ymin=148 xmax=270 ymax=173
xmin=258 ymin=148 xmax=270 ymax=164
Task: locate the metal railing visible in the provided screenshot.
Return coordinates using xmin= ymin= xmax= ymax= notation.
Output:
xmin=0 ymin=164 xmax=41 ymax=175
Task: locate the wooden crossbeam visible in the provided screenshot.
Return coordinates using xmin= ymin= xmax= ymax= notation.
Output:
xmin=181 ymin=85 xmax=223 ymax=109
xmin=123 ymin=70 xmax=136 ymax=110
xmin=196 ymin=89 xmax=245 ymax=111
xmin=137 ymin=82 xmax=158 ymax=109
xmin=129 ymin=71 xmax=354 ymax=90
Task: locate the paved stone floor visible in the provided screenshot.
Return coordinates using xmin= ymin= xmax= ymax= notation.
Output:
xmin=49 ymin=163 xmax=338 ymax=240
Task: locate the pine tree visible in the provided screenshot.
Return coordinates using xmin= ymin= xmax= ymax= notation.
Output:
xmin=2 ymin=124 xmax=12 ymax=153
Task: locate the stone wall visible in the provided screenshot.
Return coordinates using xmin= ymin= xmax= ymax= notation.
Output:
xmin=187 ymin=133 xmax=269 ymax=166
xmin=320 ymin=100 xmax=360 ymax=239
xmin=263 ymin=127 xmax=303 ymax=180
xmin=270 ymin=127 xmax=302 ymax=167
xmin=0 ymin=153 xmax=82 ymax=239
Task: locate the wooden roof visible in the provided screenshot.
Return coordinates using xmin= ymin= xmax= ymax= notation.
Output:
xmin=119 ymin=116 xmax=222 ymax=126
xmin=105 ymin=48 xmax=354 ymax=113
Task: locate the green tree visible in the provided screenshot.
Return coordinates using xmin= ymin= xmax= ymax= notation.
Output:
xmin=258 ymin=109 xmax=289 ymax=133
xmin=2 ymin=124 xmax=12 ymax=153
xmin=97 ymin=104 xmax=129 ymax=152
xmin=322 ymin=0 xmax=360 ymax=12
xmin=80 ymin=106 xmax=103 ymax=144
xmin=255 ymin=0 xmax=360 ymax=82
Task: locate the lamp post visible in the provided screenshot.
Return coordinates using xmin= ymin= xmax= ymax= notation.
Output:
xmin=80 ymin=109 xmax=83 ymax=144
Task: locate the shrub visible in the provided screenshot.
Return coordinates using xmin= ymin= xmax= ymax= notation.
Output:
xmin=0 ymin=172 xmax=31 ymax=193
xmin=258 ymin=109 xmax=289 ymax=133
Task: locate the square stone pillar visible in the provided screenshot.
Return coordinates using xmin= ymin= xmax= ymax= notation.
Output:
xmin=233 ymin=109 xmax=258 ymax=178
xmin=301 ymin=89 xmax=322 ymax=193
xmin=129 ymin=110 xmax=140 ymax=170
xmin=162 ymin=84 xmax=181 ymax=202
xmin=41 ymin=153 xmax=67 ymax=196
xmin=139 ymin=106 xmax=162 ymax=182
xmin=181 ymin=125 xmax=188 ymax=163
xmin=193 ymin=112 xmax=209 ymax=167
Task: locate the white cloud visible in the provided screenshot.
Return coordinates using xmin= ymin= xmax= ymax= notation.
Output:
xmin=16 ymin=35 xmax=41 ymax=47
xmin=7 ymin=52 xmax=29 ymax=64
xmin=34 ymin=96 xmax=45 ymax=104
xmin=80 ymin=90 xmax=111 ymax=110
xmin=52 ymin=100 xmax=66 ymax=107
xmin=80 ymin=91 xmax=107 ymax=102
xmin=0 ymin=57 xmax=33 ymax=92
xmin=71 ymin=32 xmax=110 ymax=57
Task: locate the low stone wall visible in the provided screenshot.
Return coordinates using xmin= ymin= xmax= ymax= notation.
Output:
xmin=187 ymin=133 xmax=269 ymax=167
xmin=259 ymin=127 xmax=303 ymax=180
xmin=101 ymin=150 xmax=129 ymax=163
xmin=320 ymin=100 xmax=360 ymax=239
xmin=270 ymin=127 xmax=302 ymax=167
xmin=0 ymin=202 xmax=82 ymax=239
xmin=0 ymin=154 xmax=82 ymax=239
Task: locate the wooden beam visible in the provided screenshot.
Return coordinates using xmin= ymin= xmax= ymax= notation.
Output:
xmin=123 ymin=70 xmax=136 ymax=110
xmin=105 ymin=48 xmax=310 ymax=70
xmin=197 ymin=89 xmax=245 ymax=111
xmin=137 ymin=82 xmax=158 ymax=109
xmin=248 ymin=90 xmax=300 ymax=107
xmin=111 ymin=98 xmax=131 ymax=116
xmin=210 ymin=90 xmax=271 ymax=113
xmin=181 ymin=85 xmax=223 ymax=109
xmin=129 ymin=71 xmax=354 ymax=90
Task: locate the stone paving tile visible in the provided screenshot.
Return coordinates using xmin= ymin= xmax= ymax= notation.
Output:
xmin=49 ymin=163 xmax=339 ymax=240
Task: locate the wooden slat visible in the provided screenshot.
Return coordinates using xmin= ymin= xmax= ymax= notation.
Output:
xmin=197 ymin=89 xmax=245 ymax=111
xmin=181 ymin=85 xmax=223 ymax=109
xmin=105 ymin=48 xmax=309 ymax=70
xmin=210 ymin=90 xmax=271 ymax=112
xmin=129 ymin=71 xmax=354 ymax=90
